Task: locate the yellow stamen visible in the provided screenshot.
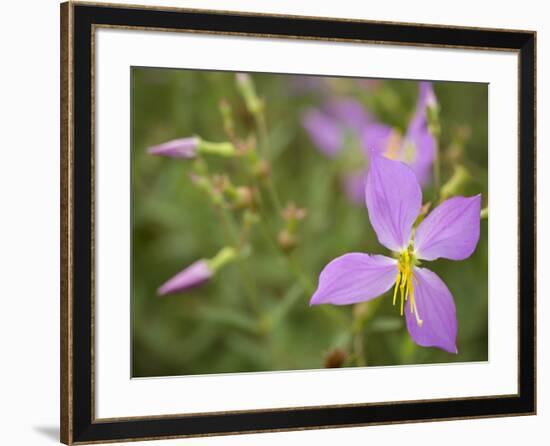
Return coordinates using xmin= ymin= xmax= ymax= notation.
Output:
xmin=405 ymin=273 xmax=410 ymax=302
xmin=392 ymin=272 xmax=401 ymax=306
xmin=399 ymin=272 xmax=407 ymax=316
xmin=394 ymin=246 xmax=423 ymax=327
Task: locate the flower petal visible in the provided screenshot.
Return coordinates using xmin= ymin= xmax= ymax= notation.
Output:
xmin=365 ymin=154 xmax=422 ymax=252
xmin=310 ymin=253 xmax=397 ymax=305
xmin=414 ymin=195 xmax=481 ymax=261
xmin=405 ymin=267 xmax=457 ymax=353
xmin=400 ymin=82 xmax=437 ymax=185
xmin=402 ymin=116 xmax=435 ymax=185
xmin=158 ymin=260 xmax=212 ymax=296
xmin=418 ymin=81 xmax=437 ymax=111
xmin=302 ymin=108 xmax=342 ymax=157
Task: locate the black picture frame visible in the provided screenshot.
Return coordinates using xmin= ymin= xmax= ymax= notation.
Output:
xmin=60 ymin=2 xmax=536 ymax=444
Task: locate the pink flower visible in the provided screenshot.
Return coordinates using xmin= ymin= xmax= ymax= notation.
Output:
xmin=310 ymin=154 xmax=481 ymax=353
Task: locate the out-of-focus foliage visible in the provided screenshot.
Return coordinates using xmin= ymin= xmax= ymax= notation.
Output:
xmin=131 ymin=68 xmax=488 ymax=377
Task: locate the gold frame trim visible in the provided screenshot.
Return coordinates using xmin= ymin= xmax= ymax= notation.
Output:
xmin=79 ymin=412 xmax=532 ymax=446
xmin=75 ymin=0 xmax=536 ymax=36
xmin=60 ymin=1 xmax=537 ymax=444
xmin=60 ymin=2 xmax=74 ymax=444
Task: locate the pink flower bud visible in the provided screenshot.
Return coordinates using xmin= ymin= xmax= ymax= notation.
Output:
xmin=157 ymin=260 xmax=212 ymax=296
xmin=147 ymin=137 xmax=199 ymax=159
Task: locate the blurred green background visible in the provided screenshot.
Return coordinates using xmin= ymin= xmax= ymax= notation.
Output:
xmin=131 ymin=68 xmax=488 ymax=377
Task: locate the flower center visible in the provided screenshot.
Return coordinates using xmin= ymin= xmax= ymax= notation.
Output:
xmin=392 ymin=246 xmax=423 ymax=327
xmin=383 ymin=130 xmax=403 ymax=160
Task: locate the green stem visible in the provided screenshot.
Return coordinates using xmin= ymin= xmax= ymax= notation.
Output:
xmin=269 ymin=149 xmax=357 ymax=330
xmin=353 ymin=332 xmax=366 ymax=367
xmin=351 ymin=310 xmax=369 ymax=367
xmin=235 ymin=79 xmax=319 ymax=322
xmin=266 ymin=180 xmax=283 ymax=215
xmin=433 ymin=140 xmax=441 ymax=202
xmin=254 ymin=112 xmax=283 ymax=215
xmin=216 ymin=206 xmax=240 ymax=247
xmin=255 ymin=113 xmax=270 ymax=155
xmin=217 ymin=205 xmax=261 ymax=316
xmin=198 ymin=140 xmax=237 ymax=157
xmin=249 ymin=108 xmax=312 ymax=296
xmin=427 ymin=105 xmax=442 ymax=202
xmin=207 ymin=246 xmax=238 ymax=272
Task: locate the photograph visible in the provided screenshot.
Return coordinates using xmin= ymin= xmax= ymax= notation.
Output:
xmin=131 ymin=69 xmax=489 ymax=377
xmin=55 ymin=2 xmax=537 ymax=443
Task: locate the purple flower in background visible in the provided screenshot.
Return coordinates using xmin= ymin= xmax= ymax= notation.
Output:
xmin=158 ymin=260 xmax=212 ymax=296
xmin=310 ymin=154 xmax=481 ymax=353
xmin=148 ymin=137 xmax=199 ymax=159
xmin=398 ymin=81 xmax=437 ymax=184
xmin=363 ymin=81 xmax=437 ymax=185
xmin=302 ymin=99 xmax=371 ymax=158
xmin=325 ymin=99 xmax=371 ymax=135
xmin=342 ymin=122 xmax=402 ymax=203
xmin=302 ymin=99 xmax=375 ymax=204
xmin=302 ymin=82 xmax=437 ymax=204
xmin=302 ymin=108 xmax=343 ymax=157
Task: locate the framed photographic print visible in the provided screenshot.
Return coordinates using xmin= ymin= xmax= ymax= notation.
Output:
xmin=60 ymin=1 xmax=536 ymax=444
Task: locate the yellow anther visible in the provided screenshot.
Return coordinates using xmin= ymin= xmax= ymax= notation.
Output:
xmin=393 ymin=247 xmax=423 ymax=327
xmin=392 ymin=272 xmax=401 ymax=306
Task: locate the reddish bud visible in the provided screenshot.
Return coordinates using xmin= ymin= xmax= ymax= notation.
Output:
xmin=324 ymin=349 xmax=348 ymax=368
